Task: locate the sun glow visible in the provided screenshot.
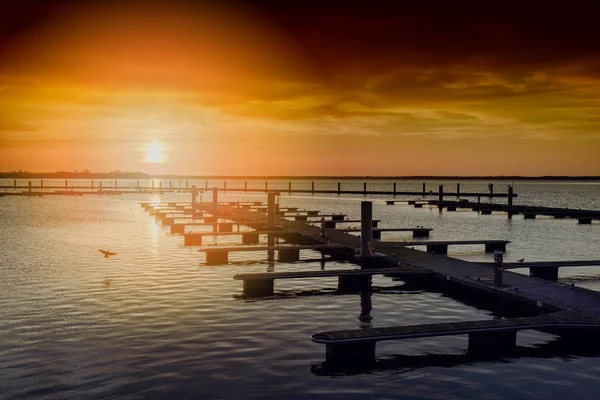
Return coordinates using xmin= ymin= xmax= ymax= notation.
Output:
xmin=145 ymin=140 xmax=165 ymax=163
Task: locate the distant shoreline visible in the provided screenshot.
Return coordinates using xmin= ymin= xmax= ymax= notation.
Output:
xmin=1 ymin=172 xmax=599 ymax=181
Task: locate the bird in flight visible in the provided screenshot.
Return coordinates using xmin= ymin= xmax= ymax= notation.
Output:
xmin=99 ymin=249 xmax=117 ymax=258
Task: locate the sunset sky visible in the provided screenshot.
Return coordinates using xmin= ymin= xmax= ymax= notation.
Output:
xmin=1 ymin=0 xmax=599 ymax=176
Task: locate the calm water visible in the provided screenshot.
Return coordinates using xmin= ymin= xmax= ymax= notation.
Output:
xmin=1 ymin=179 xmax=600 ymax=399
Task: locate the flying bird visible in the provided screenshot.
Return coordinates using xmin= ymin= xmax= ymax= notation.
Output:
xmin=99 ymin=249 xmax=117 ymax=258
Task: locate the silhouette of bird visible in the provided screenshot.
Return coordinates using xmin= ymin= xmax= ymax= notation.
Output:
xmin=517 ymin=258 xmax=525 ymax=263
xmin=99 ymin=249 xmax=117 ymax=258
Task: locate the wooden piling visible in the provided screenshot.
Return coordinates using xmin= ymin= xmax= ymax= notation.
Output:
xmin=361 ymin=201 xmax=373 ymax=257
xmin=212 ymin=187 xmax=218 ymax=212
xmin=338 ymin=182 xmax=341 ymax=194
xmin=65 ymin=180 xmax=68 ymax=189
xmin=422 ymin=182 xmax=426 ymax=196
xmin=456 ymin=183 xmax=460 ymax=197
xmin=265 ymin=181 xmax=268 ymax=191
xmin=393 ymin=182 xmax=396 ymax=195
xmin=363 ymin=182 xmax=367 ymax=195
xmin=41 ymin=179 xmax=43 ymax=190
xmin=28 ymin=181 xmax=31 ymax=193
xmin=245 ymin=181 xmax=248 ymax=192
xmin=312 ymin=181 xmax=315 ymax=193
xmin=289 ymin=181 xmax=292 ymax=193
xmin=438 ymin=184 xmax=444 ymax=202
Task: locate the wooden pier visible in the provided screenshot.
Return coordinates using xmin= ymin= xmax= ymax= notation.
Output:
xmin=311 ymin=311 xmax=600 ymax=363
xmin=336 ymin=227 xmax=433 ymax=238
xmin=140 ymin=195 xmax=600 ymax=364
xmin=233 ymin=266 xmax=431 ymax=297
xmin=198 ymin=244 xmax=349 ymax=265
xmin=378 ymin=239 xmax=510 ymax=254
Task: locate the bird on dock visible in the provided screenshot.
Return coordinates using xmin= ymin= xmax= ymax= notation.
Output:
xmin=99 ymin=249 xmax=117 ymax=258
xmin=517 ymin=258 xmax=525 ymax=263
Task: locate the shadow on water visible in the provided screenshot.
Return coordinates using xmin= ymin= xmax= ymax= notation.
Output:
xmin=311 ymin=336 xmax=600 ymax=376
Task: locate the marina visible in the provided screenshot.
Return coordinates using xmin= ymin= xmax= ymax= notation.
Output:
xmin=2 ymin=178 xmax=600 ymax=399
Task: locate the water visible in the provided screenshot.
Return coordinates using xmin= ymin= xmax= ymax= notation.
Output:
xmin=1 ymin=180 xmax=600 ymax=399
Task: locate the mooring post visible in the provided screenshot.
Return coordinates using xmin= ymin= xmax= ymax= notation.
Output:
xmin=191 ymin=185 xmax=197 ymax=210
xmin=244 ymin=181 xmax=247 ymax=192
xmin=289 ymin=181 xmax=291 ymax=193
xmin=185 ymin=181 xmax=188 ymax=190
xmin=224 ymin=181 xmax=227 ymax=191
xmin=152 ymin=180 xmax=155 ymax=191
xmin=489 ymin=183 xmax=494 ymax=197
xmin=438 ymin=184 xmax=444 ymax=202
xmin=169 ymin=180 xmax=172 ymax=190
xmin=14 ymin=179 xmax=16 ymax=189
xmin=312 ymin=181 xmax=315 ymax=193
xmin=212 ymin=187 xmax=218 ymax=213
xmin=393 ymin=182 xmax=396 ymax=196
xmin=338 ymin=182 xmax=341 ymax=194
xmin=91 ymin=180 xmax=94 ymax=190
xmin=363 ymin=182 xmax=367 ymax=195
xmin=267 ymin=192 xmax=276 ymax=247
xmin=507 ymin=185 xmax=514 ymax=218
xmin=265 ymin=181 xmax=268 ymax=191
xmin=361 ymin=201 xmax=373 ymax=257
xmin=205 ymin=181 xmax=208 ymax=189
xmin=65 ymin=180 xmax=68 ymax=189
xmin=41 ymin=179 xmax=43 ymax=190
xmin=115 ymin=180 xmax=118 ymax=191
xmin=28 ymin=181 xmax=31 ymax=193
xmin=494 ymin=250 xmax=504 ymax=286
xmin=136 ymin=180 xmax=139 ymax=189
xmin=456 ymin=183 xmax=460 ymax=198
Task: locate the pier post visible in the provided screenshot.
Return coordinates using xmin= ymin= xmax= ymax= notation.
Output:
xmin=41 ymin=179 xmax=43 ymax=190
xmin=14 ymin=179 xmax=16 ymax=189
xmin=224 ymin=181 xmax=227 ymax=191
xmin=338 ymin=182 xmax=341 ymax=194
xmin=115 ymin=180 xmax=118 ymax=191
xmin=205 ymin=181 xmax=208 ymax=189
xmin=363 ymin=182 xmax=367 ymax=195
xmin=245 ymin=181 xmax=247 ymax=192
xmin=268 ymin=192 xmax=276 ymax=248
xmin=422 ymin=182 xmax=426 ymax=196
xmin=456 ymin=183 xmax=460 ymax=198
xmin=438 ymin=184 xmax=444 ymax=203
xmin=137 ymin=180 xmax=139 ymax=189
xmin=393 ymin=182 xmax=396 ymax=196
xmin=169 ymin=180 xmax=172 ymax=190
xmin=65 ymin=180 xmax=68 ymax=189
xmin=212 ymin=187 xmax=218 ymax=213
xmin=312 ymin=181 xmax=315 ymax=193
xmin=91 ymin=180 xmax=94 ymax=190
xmin=488 ymin=183 xmax=494 ymax=197
xmin=494 ymin=250 xmax=504 ymax=286
xmin=267 ymin=192 xmax=276 ymax=229
xmin=507 ymin=185 xmax=514 ymax=218
xmin=28 ymin=181 xmax=31 ymax=193
xmin=191 ymin=185 xmax=197 ymax=210
xmin=361 ymin=201 xmax=373 ymax=257
xmin=265 ymin=181 xmax=268 ymax=191
xmin=185 ymin=181 xmax=188 ymax=190
xmin=289 ymin=181 xmax=292 ymax=193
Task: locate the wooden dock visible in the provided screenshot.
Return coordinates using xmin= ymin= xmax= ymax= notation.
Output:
xmin=233 ymin=266 xmax=431 ymax=297
xmin=311 ymin=310 xmax=600 ymax=362
xmin=336 ymin=227 xmax=433 ymax=238
xmin=198 ymin=244 xmax=349 ymax=265
xmin=183 ymin=230 xmax=291 ymax=246
xmin=377 ymin=239 xmax=510 ymax=254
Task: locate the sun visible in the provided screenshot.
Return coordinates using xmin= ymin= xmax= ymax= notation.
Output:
xmin=145 ymin=140 xmax=165 ymax=163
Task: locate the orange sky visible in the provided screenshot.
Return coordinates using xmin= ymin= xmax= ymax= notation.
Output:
xmin=1 ymin=0 xmax=599 ymax=176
